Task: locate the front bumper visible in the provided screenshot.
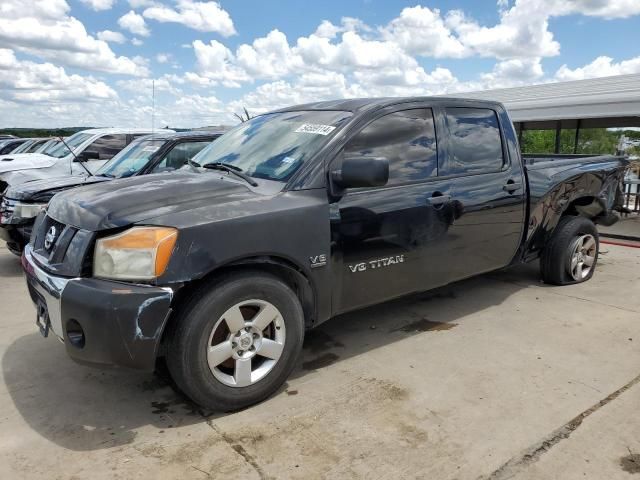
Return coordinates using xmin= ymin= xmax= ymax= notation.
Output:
xmin=0 ymin=222 xmax=32 ymax=255
xmin=22 ymin=244 xmax=173 ymax=371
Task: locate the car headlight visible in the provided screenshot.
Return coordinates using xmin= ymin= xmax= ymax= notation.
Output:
xmin=93 ymin=226 xmax=178 ymax=281
xmin=1 ymin=201 xmax=47 ymax=224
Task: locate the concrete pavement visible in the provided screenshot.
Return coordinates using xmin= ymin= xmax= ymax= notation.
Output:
xmin=0 ymin=243 xmax=639 ymax=479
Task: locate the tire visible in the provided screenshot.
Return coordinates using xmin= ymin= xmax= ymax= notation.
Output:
xmin=540 ymin=215 xmax=599 ymax=285
xmin=167 ymin=271 xmax=304 ymax=411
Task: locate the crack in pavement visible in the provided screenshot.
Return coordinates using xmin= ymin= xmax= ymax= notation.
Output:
xmin=480 ymin=371 xmax=640 ymax=480
xmin=207 ymin=419 xmax=272 ymax=480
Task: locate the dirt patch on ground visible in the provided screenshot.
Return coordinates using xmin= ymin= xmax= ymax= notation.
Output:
xmin=620 ymin=454 xmax=640 ymax=474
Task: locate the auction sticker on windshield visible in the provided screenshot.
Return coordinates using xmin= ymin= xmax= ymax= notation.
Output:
xmin=295 ymin=124 xmax=336 ymax=135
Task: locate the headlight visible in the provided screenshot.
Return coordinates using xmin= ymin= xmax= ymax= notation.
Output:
xmin=13 ymin=202 xmax=47 ymax=219
xmin=93 ymin=226 xmax=178 ymax=281
xmin=0 ymin=201 xmax=47 ymax=224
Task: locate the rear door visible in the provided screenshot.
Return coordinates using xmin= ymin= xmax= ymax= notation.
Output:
xmin=330 ymin=107 xmax=456 ymax=314
xmin=439 ymin=106 xmax=526 ymax=282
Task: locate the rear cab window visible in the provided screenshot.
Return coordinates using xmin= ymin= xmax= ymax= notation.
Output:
xmin=153 ymin=141 xmax=211 ymax=172
xmin=442 ymin=107 xmax=505 ymax=176
xmin=84 ymin=134 xmax=128 ymax=160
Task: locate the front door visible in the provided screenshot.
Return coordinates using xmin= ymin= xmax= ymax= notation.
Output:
xmin=330 ymin=107 xmax=456 ymax=314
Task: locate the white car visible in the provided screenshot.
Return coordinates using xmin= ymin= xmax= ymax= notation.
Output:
xmin=0 ymin=128 xmax=165 ymax=192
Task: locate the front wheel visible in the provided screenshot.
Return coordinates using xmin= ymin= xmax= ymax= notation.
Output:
xmin=540 ymin=216 xmax=599 ymax=285
xmin=167 ymin=271 xmax=304 ymax=411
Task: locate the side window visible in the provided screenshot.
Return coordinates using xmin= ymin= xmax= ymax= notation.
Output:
xmin=152 ymin=141 xmax=211 ymax=172
xmin=85 ymin=134 xmax=128 ymax=160
xmin=344 ymin=109 xmax=437 ymax=186
xmin=444 ymin=108 xmax=504 ymax=175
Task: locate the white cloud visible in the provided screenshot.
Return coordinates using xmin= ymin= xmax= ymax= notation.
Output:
xmin=0 ymin=3 xmax=148 ymax=76
xmin=192 ymin=39 xmax=249 ymax=87
xmin=555 ymin=55 xmax=640 ymax=81
xmin=476 ymin=58 xmax=545 ymax=89
xmin=236 ymin=30 xmax=299 ymax=79
xmin=143 ymin=0 xmax=235 ymax=35
xmin=118 ymin=10 xmax=150 ymax=37
xmin=446 ymin=4 xmax=559 ymax=59
xmin=0 ymin=0 xmax=69 ymax=20
xmin=80 ymin=0 xmax=116 ymax=11
xmin=382 ymin=6 xmax=467 ymax=58
xmin=547 ymin=0 xmax=640 ymax=19
xmin=97 ymin=30 xmax=127 ymax=44
xmin=156 ymin=53 xmax=170 ymax=63
xmin=128 ymin=0 xmax=156 ymax=7
xmin=117 ymin=74 xmax=183 ymax=96
xmin=0 ymin=48 xmax=117 ymax=103
xmin=131 ymin=37 xmax=144 ymax=46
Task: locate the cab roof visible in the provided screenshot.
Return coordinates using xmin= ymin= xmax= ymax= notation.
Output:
xmin=132 ymin=130 xmax=225 ymax=141
xmin=273 ymin=96 xmax=505 ymax=114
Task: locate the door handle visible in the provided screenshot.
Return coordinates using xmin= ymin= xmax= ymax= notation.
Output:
xmin=503 ymin=181 xmax=522 ymax=193
xmin=427 ymin=194 xmax=451 ymax=207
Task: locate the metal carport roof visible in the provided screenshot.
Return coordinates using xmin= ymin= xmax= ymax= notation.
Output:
xmin=447 ymin=73 xmax=640 ymax=126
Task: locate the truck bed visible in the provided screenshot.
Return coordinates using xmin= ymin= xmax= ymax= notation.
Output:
xmin=522 ymin=153 xmax=624 ymax=169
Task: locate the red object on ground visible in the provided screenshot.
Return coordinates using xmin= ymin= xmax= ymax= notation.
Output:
xmin=600 ymin=239 xmax=640 ymax=249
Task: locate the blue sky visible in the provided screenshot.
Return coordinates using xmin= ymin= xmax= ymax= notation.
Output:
xmin=1 ymin=0 xmax=639 ymax=127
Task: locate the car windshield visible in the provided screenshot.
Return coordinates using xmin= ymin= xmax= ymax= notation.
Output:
xmin=192 ymin=110 xmax=352 ymax=182
xmin=97 ymin=138 xmax=167 ymax=178
xmin=23 ymin=140 xmax=48 ymax=153
xmin=10 ymin=140 xmax=35 ymax=154
xmin=40 ymin=139 xmax=62 ymax=155
xmin=47 ymin=132 xmax=93 ymax=158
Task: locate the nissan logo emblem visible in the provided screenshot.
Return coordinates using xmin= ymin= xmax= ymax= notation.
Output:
xmin=44 ymin=226 xmax=58 ymax=251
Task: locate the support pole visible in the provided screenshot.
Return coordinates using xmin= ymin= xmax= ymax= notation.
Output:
xmin=554 ymin=120 xmax=561 ymax=154
xmin=573 ymin=119 xmax=581 ymax=154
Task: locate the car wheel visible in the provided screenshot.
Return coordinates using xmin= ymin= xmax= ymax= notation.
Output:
xmin=167 ymin=271 xmax=304 ymax=411
xmin=541 ymin=215 xmax=599 ymax=285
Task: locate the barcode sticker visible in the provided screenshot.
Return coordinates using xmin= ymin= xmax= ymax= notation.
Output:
xmin=295 ymin=124 xmax=336 ymax=135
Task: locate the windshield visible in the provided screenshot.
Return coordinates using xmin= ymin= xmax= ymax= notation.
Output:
xmin=47 ymin=132 xmax=93 ymax=158
xmin=40 ymin=139 xmax=62 ymax=155
xmin=10 ymin=140 xmax=35 ymax=154
xmin=97 ymin=138 xmax=166 ymax=178
xmin=192 ymin=110 xmax=352 ymax=182
xmin=24 ymin=139 xmax=48 ymax=153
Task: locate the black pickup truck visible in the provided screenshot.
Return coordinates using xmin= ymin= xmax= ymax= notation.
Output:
xmin=22 ymin=98 xmax=628 ymax=411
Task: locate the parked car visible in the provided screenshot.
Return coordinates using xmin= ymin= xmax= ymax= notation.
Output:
xmin=0 ymin=128 xmax=162 ymax=193
xmin=0 ymin=138 xmax=29 ymax=155
xmin=0 ymin=131 xmax=221 ymax=255
xmin=22 ymin=98 xmax=628 ymax=411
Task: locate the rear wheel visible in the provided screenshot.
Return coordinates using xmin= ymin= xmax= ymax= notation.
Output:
xmin=540 ymin=216 xmax=599 ymax=285
xmin=167 ymin=271 xmax=304 ymax=411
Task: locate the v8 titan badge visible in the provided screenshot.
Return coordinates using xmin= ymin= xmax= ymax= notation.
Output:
xmin=348 ymin=255 xmax=405 ymax=273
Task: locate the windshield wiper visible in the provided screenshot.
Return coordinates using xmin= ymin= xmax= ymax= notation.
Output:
xmin=202 ymin=162 xmax=258 ymax=187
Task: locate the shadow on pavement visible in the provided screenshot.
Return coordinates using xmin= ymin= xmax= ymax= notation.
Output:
xmin=3 ymin=262 xmax=542 ymax=452
xmin=0 ymin=249 xmax=22 ymax=278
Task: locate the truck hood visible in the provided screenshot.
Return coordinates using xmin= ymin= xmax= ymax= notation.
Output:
xmin=47 ymin=171 xmax=261 ymax=231
xmin=4 ymin=175 xmax=111 ymax=202
xmin=0 ymin=153 xmax=57 ymax=174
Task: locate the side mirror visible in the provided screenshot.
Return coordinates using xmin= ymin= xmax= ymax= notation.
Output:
xmin=76 ymin=150 xmax=99 ymax=162
xmin=331 ymin=155 xmax=389 ymax=189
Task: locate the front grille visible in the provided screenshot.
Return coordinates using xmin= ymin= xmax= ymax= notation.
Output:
xmin=33 ymin=215 xmax=67 ymax=252
xmin=29 ymin=213 xmax=94 ymax=277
